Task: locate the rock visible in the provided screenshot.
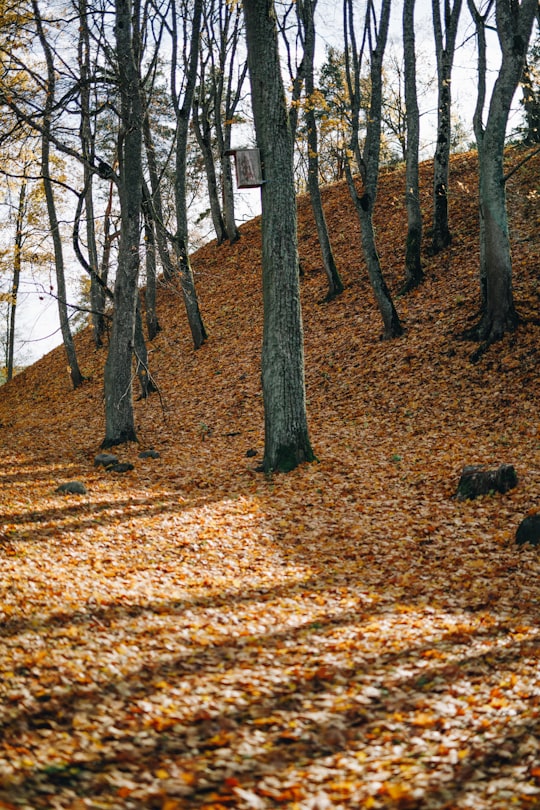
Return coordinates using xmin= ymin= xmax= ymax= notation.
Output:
xmin=139 ymin=449 xmax=160 ymax=459
xmin=456 ymin=463 xmax=517 ymax=500
xmin=246 ymin=448 xmax=258 ymax=458
xmin=516 ymin=514 xmax=540 ymax=547
xmin=109 ymin=462 xmax=134 ymax=473
xmin=94 ymin=453 xmax=119 ymax=468
xmin=55 ymin=481 xmax=87 ymax=495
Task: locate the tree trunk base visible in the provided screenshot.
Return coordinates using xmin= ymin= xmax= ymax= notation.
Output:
xmin=318 ymin=286 xmax=345 ymax=305
xmin=429 ymin=234 xmax=452 ymax=256
xmin=263 ymin=442 xmax=316 ymax=474
xmin=381 ymin=315 xmax=405 ymax=341
xmin=101 ymin=431 xmax=138 ymax=450
xmin=70 ymin=369 xmax=86 ymax=390
xmin=460 ymin=309 xmax=519 ymax=362
xmin=399 ymin=272 xmax=424 ymax=296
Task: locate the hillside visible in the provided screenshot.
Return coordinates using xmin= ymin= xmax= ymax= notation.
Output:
xmin=0 ymin=148 xmax=539 ymax=810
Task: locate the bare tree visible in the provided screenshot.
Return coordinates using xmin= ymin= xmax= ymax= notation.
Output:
xmin=77 ymin=0 xmax=106 ymax=348
xmin=344 ymin=0 xmax=403 ymax=339
xmin=401 ymin=0 xmax=424 ymax=292
xmin=465 ymin=0 xmax=538 ymax=356
xmin=170 ymin=0 xmax=207 ymax=349
xmin=194 ymin=0 xmax=248 ymax=245
xmin=33 ymin=0 xmax=85 ymax=390
xmin=102 ymin=0 xmax=145 ymax=446
xmin=296 ymin=0 xmax=344 ymax=301
xmin=5 ymin=176 xmax=26 ymax=382
xmin=243 ymin=0 xmax=315 ymax=473
xmin=430 ymin=0 xmax=462 ymax=255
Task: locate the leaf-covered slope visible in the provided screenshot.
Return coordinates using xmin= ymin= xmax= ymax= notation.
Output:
xmin=0 ymin=148 xmax=539 ymax=810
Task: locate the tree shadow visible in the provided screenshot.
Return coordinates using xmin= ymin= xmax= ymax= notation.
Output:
xmin=1 ymin=569 xmax=538 ymax=807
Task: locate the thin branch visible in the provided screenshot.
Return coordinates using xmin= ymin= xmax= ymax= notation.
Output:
xmin=504 ymin=145 xmax=540 ymax=182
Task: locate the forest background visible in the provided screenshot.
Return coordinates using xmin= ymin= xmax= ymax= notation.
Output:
xmin=0 ymin=0 xmax=538 ymax=370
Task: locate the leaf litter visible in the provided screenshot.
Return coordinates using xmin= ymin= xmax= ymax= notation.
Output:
xmin=0 ymin=148 xmax=539 ymax=809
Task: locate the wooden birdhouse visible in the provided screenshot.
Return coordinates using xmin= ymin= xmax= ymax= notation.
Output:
xmin=227 ymin=148 xmax=263 ymax=188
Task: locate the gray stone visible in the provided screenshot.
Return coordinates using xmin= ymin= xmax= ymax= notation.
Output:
xmin=109 ymin=462 xmax=135 ymax=473
xmin=56 ymin=481 xmax=87 ymax=495
xmin=94 ymin=453 xmax=119 ymax=468
xmin=516 ymin=514 xmax=540 ymax=547
xmin=139 ymin=449 xmax=160 ymax=459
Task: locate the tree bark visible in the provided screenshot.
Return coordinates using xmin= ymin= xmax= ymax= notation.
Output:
xmin=102 ymin=0 xmax=144 ymax=447
xmin=142 ymin=199 xmax=161 ymax=340
xmin=33 ymin=0 xmax=84 ymax=390
xmin=195 ymin=0 xmax=245 ymax=245
xmin=192 ymin=95 xmax=227 ymax=245
xmin=344 ymin=0 xmax=403 ymax=340
xmin=6 ymin=178 xmax=26 ymax=382
xmin=172 ymin=0 xmax=207 ymax=350
xmin=297 ymin=0 xmax=344 ymax=301
xmin=402 ymin=0 xmax=424 ymax=292
xmin=430 ymin=0 xmax=462 ymax=255
xmin=243 ymin=0 xmax=315 ymax=473
xmin=78 ymin=0 xmax=105 ymax=348
xmin=142 ymin=108 xmax=176 ymax=282
xmin=466 ymin=0 xmax=537 ymax=352
xmin=521 ymin=47 xmax=540 ymax=144
xmin=134 ymin=299 xmax=157 ymax=398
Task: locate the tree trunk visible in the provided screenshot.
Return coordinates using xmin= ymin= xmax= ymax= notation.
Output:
xmin=197 ymin=0 xmax=245 ymax=246
xmin=220 ymin=50 xmax=246 ymax=245
xmin=142 ymin=110 xmax=176 ymax=282
xmin=78 ymin=0 xmax=105 ymax=348
xmin=475 ymin=145 xmax=518 ymax=341
xmin=243 ymin=0 xmax=314 ymax=473
xmin=33 ymin=0 xmax=84 ymax=390
xmin=142 ymin=201 xmax=161 ymax=340
xmin=344 ymin=0 xmax=403 ymax=340
xmin=402 ymin=0 xmax=424 ymax=292
xmin=102 ymin=0 xmax=143 ymax=447
xmin=6 ymin=178 xmax=26 ymax=382
xmin=298 ymin=0 xmax=343 ymax=301
xmin=222 ymin=147 xmax=240 ymax=244
xmin=43 ymin=167 xmax=85 ymax=389
xmin=134 ymin=299 xmax=157 ymax=398
xmin=357 ymin=200 xmax=403 ymax=339
xmin=88 ymin=180 xmax=107 ymax=348
xmin=521 ymin=51 xmax=540 ymax=144
xmin=430 ymin=0 xmax=462 ymax=255
xmin=172 ymin=0 xmax=207 ymax=350
xmin=431 ymin=62 xmax=453 ymax=253
xmin=466 ymin=0 xmax=537 ymax=352
xmin=192 ymin=97 xmax=227 ymax=245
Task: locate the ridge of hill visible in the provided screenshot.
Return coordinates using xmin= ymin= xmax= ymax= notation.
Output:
xmin=0 ymin=148 xmax=539 ymax=809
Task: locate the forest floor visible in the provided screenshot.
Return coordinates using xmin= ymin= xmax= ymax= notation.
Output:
xmin=0 ymin=148 xmax=539 ymax=810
